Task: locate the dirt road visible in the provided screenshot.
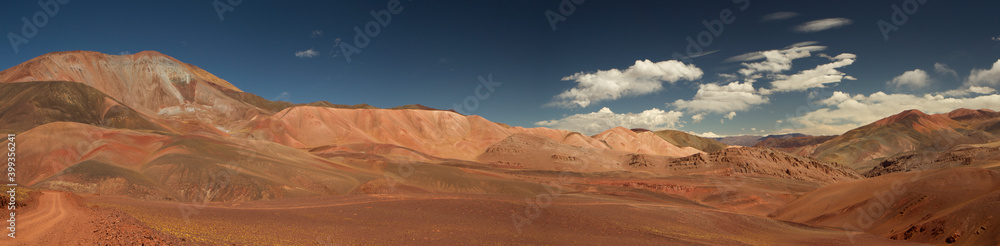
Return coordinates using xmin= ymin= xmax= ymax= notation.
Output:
xmin=4 ymin=191 xmax=76 ymax=246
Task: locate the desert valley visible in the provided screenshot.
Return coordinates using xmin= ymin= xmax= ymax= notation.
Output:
xmin=0 ymin=51 xmax=998 ymax=245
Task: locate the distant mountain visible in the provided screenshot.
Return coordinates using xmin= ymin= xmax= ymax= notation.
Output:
xmin=649 ymin=129 xmax=728 ymax=153
xmin=477 ymin=133 xmax=663 ymax=172
xmin=479 ymin=136 xmax=859 ymax=184
xmin=947 ymin=108 xmax=1000 ymax=122
xmin=753 ymin=135 xmax=837 ymax=156
xmin=762 ymin=133 xmax=808 ymax=141
xmin=713 ymin=133 xmax=807 ymax=147
xmin=246 ymin=107 xmax=703 ymax=162
xmin=811 ymin=109 xmax=999 ymax=170
xmin=863 ymin=141 xmax=1000 ymax=177
xmin=754 ymin=135 xmax=836 ymax=149
xmin=245 ymin=106 xmax=517 ymax=161
xmin=593 ymin=127 xmax=703 ymax=157
xmin=947 ymin=108 xmax=1000 ymax=135
xmin=0 ymin=51 xmax=263 ymax=132
xmin=305 ymin=101 xmax=451 ymax=111
xmin=668 ymin=147 xmax=861 ymax=184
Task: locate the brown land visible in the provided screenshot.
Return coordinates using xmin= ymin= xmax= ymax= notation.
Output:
xmin=2 ymin=51 xmax=998 ymax=245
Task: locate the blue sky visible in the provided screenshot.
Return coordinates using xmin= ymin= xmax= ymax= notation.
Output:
xmin=2 ymin=0 xmax=1000 ymax=136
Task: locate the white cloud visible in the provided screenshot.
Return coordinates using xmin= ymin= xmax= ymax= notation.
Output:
xmin=725 ymin=45 xmax=826 ymax=62
xmin=794 ymin=18 xmax=853 ymax=33
xmin=677 ymin=50 xmax=721 ymax=60
xmin=993 ymin=36 xmax=1000 ymax=41
xmin=887 ymin=69 xmax=931 ymax=90
xmin=271 ymin=91 xmax=291 ymax=101
xmin=549 ymin=60 xmax=703 ymax=108
xmin=966 ymin=59 xmax=1000 ymax=88
xmin=535 ymin=107 xmax=684 ymax=135
xmin=761 ymin=12 xmax=799 ymax=22
xmin=295 ymin=48 xmax=319 ymax=58
xmin=769 ymin=53 xmax=857 ymax=92
xmin=934 ymin=63 xmax=959 ymax=79
xmin=969 ymin=86 xmax=997 ymax=94
xmin=785 ymin=41 xmax=819 ymax=49
xmin=311 ymin=30 xmax=324 ymax=38
xmin=778 ymin=91 xmax=1000 ymax=135
xmin=737 ymin=47 xmax=815 ymax=76
xmin=717 ymin=73 xmax=738 ymax=80
xmin=725 ymin=111 xmax=737 ymax=120
xmin=673 ymin=81 xmax=769 ymax=113
xmin=691 ymin=113 xmax=706 ymax=123
xmin=689 ymin=131 xmax=723 ymax=138
xmin=938 ymin=86 xmax=998 ymax=97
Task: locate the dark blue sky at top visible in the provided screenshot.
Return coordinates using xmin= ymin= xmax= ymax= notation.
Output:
xmin=2 ymin=0 xmax=999 ymax=136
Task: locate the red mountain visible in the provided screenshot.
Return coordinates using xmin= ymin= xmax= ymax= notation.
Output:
xmin=812 ymin=109 xmax=999 ymax=170
xmin=0 ymin=51 xmax=269 ymax=132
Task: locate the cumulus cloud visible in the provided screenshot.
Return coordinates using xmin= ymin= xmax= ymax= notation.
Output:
xmin=888 ymin=69 xmax=931 ymax=90
xmin=691 ymin=113 xmax=706 ymax=123
xmin=535 ymin=107 xmax=684 ymax=135
xmin=794 ymin=18 xmax=853 ymax=33
xmin=717 ymin=73 xmax=738 ymax=80
xmin=769 ymin=53 xmax=857 ymax=92
xmin=993 ymin=36 xmax=1000 ymax=41
xmin=966 ymin=59 xmax=1000 ymax=88
xmin=725 ymin=111 xmax=737 ymax=120
xmin=724 ymin=44 xmax=826 ymax=63
xmin=737 ymin=47 xmax=816 ymax=76
xmin=295 ymin=48 xmax=319 ymax=58
xmin=934 ymin=63 xmax=959 ymax=79
xmin=970 ymin=86 xmax=998 ymax=94
xmin=673 ymin=81 xmax=769 ymax=113
xmin=778 ymin=91 xmax=1000 ymax=135
xmin=549 ymin=60 xmax=703 ymax=108
xmin=761 ymin=11 xmax=799 ymax=22
xmin=938 ymin=86 xmax=997 ymax=97
xmin=311 ymin=30 xmax=324 ymax=38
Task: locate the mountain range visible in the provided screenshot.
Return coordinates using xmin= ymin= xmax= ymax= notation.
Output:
xmin=4 ymin=51 xmax=1000 ymax=245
